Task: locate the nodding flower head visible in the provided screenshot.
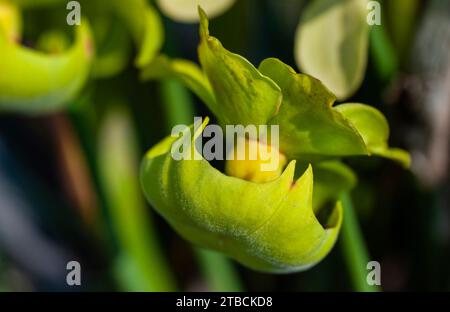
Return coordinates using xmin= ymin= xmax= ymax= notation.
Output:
xmin=140 ymin=7 xmax=409 ymax=273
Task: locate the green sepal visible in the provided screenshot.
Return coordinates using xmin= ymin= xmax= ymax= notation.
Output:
xmin=259 ymin=58 xmax=409 ymax=167
xmin=335 ymin=103 xmax=410 ymax=167
xmin=259 ymin=57 xmax=368 ymax=159
xmin=197 ymin=7 xmax=282 ymax=126
xmin=140 ymin=54 xmax=216 ymax=109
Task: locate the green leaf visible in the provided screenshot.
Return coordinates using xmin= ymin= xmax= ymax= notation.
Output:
xmin=0 ymin=19 xmax=93 ymax=113
xmin=294 ymin=0 xmax=369 ymax=100
xmin=156 ymin=0 xmax=236 ymax=23
xmin=334 ymin=103 xmax=411 ymax=167
xmin=259 ymin=58 xmax=368 ymax=159
xmin=140 ymin=118 xmax=342 ymax=272
xmin=197 ymin=8 xmax=282 ymax=126
xmin=140 ymin=54 xmax=216 ymax=110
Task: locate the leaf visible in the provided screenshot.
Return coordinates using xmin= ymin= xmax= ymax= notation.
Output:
xmin=156 ymin=0 xmax=236 ymax=23
xmin=334 ymin=103 xmax=411 ymax=167
xmin=140 ymin=118 xmax=342 ymax=272
xmin=294 ymin=0 xmax=369 ymax=100
xmin=0 ymin=19 xmax=93 ymax=113
xmin=259 ymin=58 xmax=368 ymax=160
xmin=111 ymin=0 xmax=164 ymax=67
xmin=197 ymin=8 xmax=282 ymax=126
xmin=140 ymin=54 xmax=216 ymax=109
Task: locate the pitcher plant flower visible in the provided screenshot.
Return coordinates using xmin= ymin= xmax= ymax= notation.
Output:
xmin=140 ymin=8 xmax=409 ymax=273
xmin=0 ymin=0 xmax=164 ymax=114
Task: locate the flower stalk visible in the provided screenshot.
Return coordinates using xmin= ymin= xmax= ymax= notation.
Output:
xmin=340 ymin=192 xmax=381 ymax=292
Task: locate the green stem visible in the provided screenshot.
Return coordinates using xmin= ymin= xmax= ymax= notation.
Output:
xmin=160 ymin=78 xmax=244 ymax=291
xmin=160 ymin=78 xmax=195 ymax=126
xmin=385 ymin=0 xmax=419 ymax=62
xmin=196 ymin=248 xmax=244 ymax=292
xmin=97 ymin=104 xmax=176 ymax=291
xmin=370 ymin=25 xmax=398 ymax=82
xmin=340 ymin=193 xmax=380 ymax=292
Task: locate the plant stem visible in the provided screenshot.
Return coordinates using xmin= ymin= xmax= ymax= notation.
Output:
xmin=49 ymin=113 xmax=99 ymax=227
xmin=370 ymin=25 xmax=398 ymax=82
xmin=196 ymin=248 xmax=244 ymax=292
xmin=340 ymin=193 xmax=380 ymax=292
xmin=160 ymin=78 xmax=195 ymax=127
xmin=160 ymin=78 xmax=244 ymax=291
xmin=98 ymin=105 xmax=176 ymax=291
xmin=385 ymin=0 xmax=420 ymax=61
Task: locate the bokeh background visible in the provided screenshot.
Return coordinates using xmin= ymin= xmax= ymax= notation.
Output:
xmin=1 ymin=0 xmax=450 ymax=291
